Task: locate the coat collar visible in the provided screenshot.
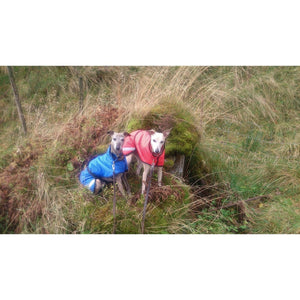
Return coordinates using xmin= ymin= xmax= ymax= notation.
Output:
xmin=107 ymin=146 xmax=124 ymax=161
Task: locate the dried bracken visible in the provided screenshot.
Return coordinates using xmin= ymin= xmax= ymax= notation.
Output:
xmin=0 ymin=105 xmax=120 ymax=232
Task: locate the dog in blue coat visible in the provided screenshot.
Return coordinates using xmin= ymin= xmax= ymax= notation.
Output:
xmin=80 ymin=131 xmax=130 ymax=196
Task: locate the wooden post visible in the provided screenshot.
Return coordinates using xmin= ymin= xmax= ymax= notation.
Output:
xmin=172 ymin=154 xmax=185 ymax=177
xmin=79 ymin=76 xmax=83 ymax=111
xmin=7 ymin=66 xmax=27 ymax=135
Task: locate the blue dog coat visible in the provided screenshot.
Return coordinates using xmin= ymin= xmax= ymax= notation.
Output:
xmin=79 ymin=146 xmax=128 ymax=193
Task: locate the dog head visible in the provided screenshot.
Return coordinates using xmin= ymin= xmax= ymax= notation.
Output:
xmin=148 ymin=129 xmax=171 ymax=154
xmin=107 ymin=131 xmax=130 ymax=157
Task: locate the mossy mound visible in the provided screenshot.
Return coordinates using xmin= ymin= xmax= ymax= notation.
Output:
xmin=126 ymin=99 xmax=211 ymax=183
xmin=127 ymin=99 xmax=200 ymax=157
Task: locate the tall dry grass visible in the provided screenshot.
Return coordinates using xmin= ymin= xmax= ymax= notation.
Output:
xmin=1 ymin=66 xmax=299 ymax=233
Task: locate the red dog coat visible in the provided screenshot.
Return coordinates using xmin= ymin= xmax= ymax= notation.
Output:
xmin=122 ymin=130 xmax=165 ymax=166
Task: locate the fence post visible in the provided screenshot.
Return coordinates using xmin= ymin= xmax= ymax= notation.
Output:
xmin=172 ymin=154 xmax=185 ymax=177
xmin=79 ymin=76 xmax=83 ymax=111
xmin=7 ymin=66 xmax=27 ymax=135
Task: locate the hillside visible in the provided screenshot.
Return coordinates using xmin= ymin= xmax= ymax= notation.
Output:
xmin=0 ymin=66 xmax=299 ymax=233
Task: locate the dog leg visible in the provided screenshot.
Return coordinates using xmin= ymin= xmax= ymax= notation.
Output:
xmin=122 ymin=173 xmax=131 ymax=195
xmin=157 ymin=167 xmax=163 ymax=187
xmin=95 ymin=179 xmax=105 ymax=194
xmin=141 ymin=164 xmax=150 ymax=194
xmin=116 ymin=175 xmax=127 ymax=198
xmin=125 ymin=154 xmax=133 ymax=171
xmin=136 ymin=158 xmax=143 ymax=176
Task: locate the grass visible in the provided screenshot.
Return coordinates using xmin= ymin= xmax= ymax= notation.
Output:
xmin=0 ymin=66 xmax=299 ymax=234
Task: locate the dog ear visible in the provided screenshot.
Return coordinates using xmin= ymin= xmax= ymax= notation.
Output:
xmin=107 ymin=131 xmax=114 ymax=136
xmin=163 ymin=128 xmax=172 ymax=138
xmin=147 ymin=129 xmax=156 ymax=135
xmin=123 ymin=132 xmax=131 ymax=137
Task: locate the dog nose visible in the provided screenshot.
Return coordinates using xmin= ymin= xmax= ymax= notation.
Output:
xmin=155 ymin=148 xmax=160 ymax=153
xmin=116 ymin=146 xmax=120 ymax=151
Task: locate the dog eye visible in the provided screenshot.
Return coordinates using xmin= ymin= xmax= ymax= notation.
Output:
xmin=121 ymin=139 xmax=124 ymax=142
xmin=160 ymin=141 xmax=164 ymax=144
xmin=153 ymin=139 xmax=156 ymax=143
xmin=113 ymin=138 xmax=117 ymax=141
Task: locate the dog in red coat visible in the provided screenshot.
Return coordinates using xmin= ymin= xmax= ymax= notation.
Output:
xmin=122 ymin=129 xmax=171 ymax=194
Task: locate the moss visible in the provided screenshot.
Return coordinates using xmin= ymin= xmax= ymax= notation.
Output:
xmin=78 ymin=174 xmax=194 ymax=234
xmin=126 ymin=98 xmax=208 ymax=184
xmin=127 ymin=99 xmax=200 ymax=158
xmin=163 ymin=158 xmax=175 ymax=170
xmin=165 ymin=120 xmax=199 ymax=157
xmin=127 ymin=118 xmax=143 ymax=133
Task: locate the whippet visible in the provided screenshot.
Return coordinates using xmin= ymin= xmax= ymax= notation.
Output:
xmin=79 ymin=131 xmax=130 ymax=196
xmin=122 ymin=129 xmax=171 ymax=194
